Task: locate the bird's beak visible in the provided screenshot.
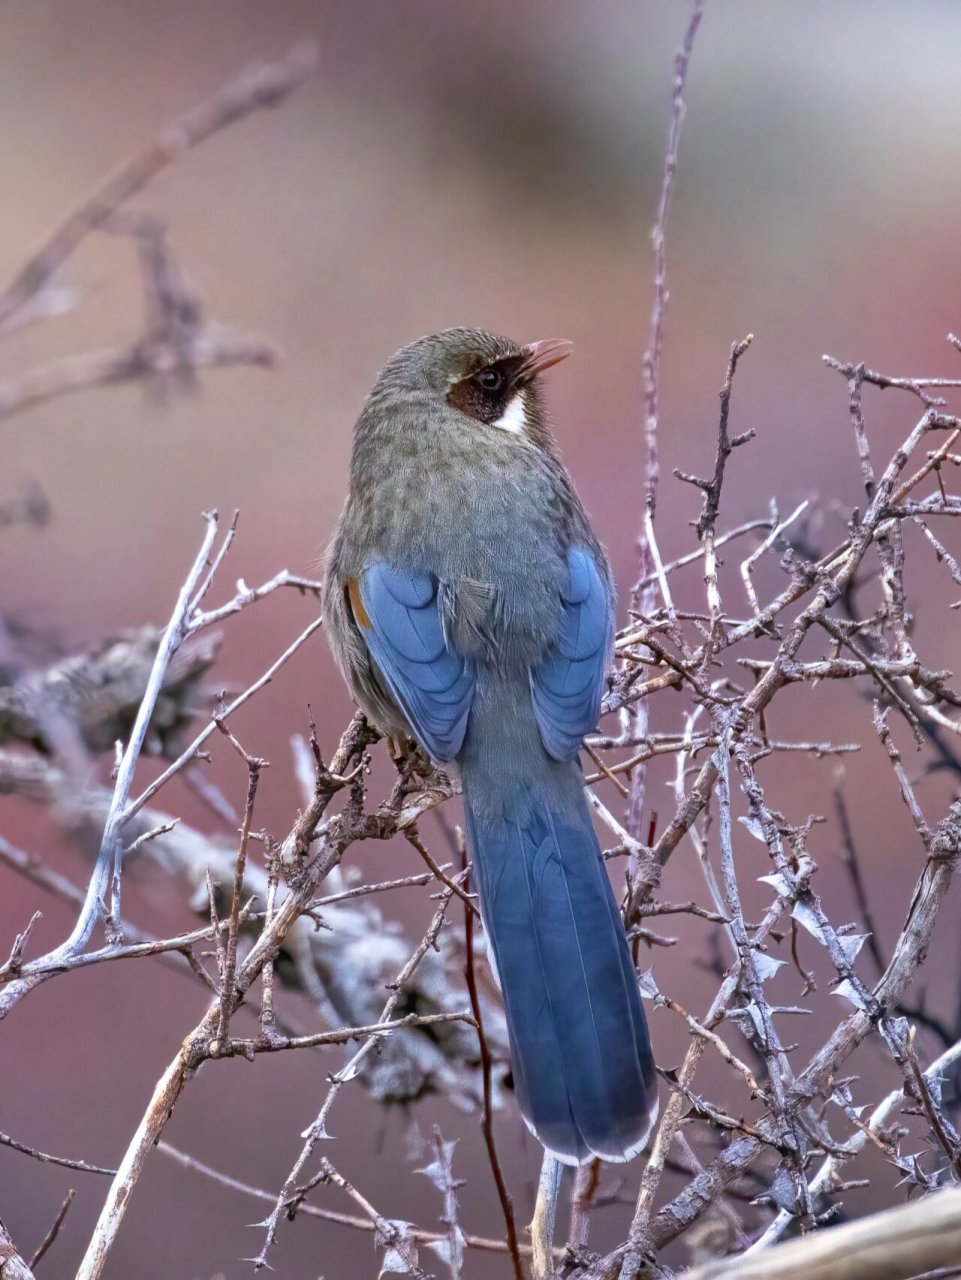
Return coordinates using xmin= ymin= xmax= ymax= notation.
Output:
xmin=518 ymin=338 xmax=574 ymax=380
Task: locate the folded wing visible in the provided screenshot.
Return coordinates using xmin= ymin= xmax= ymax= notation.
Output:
xmin=530 ymin=547 xmax=612 ymax=761
xmin=355 ymin=560 xmax=475 ymax=762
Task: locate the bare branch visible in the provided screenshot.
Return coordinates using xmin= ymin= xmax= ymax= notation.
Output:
xmin=0 ymin=44 xmax=316 ymax=332
xmin=28 ymin=1191 xmax=75 ymax=1271
xmin=686 ymin=1188 xmax=961 ymax=1280
xmin=0 ymin=1221 xmax=36 ymax=1280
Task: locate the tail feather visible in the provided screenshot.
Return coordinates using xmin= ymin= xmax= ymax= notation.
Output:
xmin=463 ymin=773 xmax=657 ymax=1164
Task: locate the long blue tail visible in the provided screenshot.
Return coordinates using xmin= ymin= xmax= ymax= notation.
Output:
xmin=461 ymin=743 xmax=657 ymax=1164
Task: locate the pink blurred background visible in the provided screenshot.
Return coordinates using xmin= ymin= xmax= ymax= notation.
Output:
xmin=3 ymin=2 xmax=961 ymax=1276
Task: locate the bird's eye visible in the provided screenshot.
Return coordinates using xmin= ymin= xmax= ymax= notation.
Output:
xmin=476 ymin=367 xmax=505 ymax=394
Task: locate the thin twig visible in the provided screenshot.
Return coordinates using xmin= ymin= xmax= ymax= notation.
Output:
xmin=461 ymin=838 xmax=524 ymax=1280
xmin=0 ymin=513 xmax=219 ymax=1020
xmin=28 ymin=1191 xmax=75 ymax=1270
xmin=158 ymin=1140 xmax=529 ymax=1256
xmin=0 ymin=1131 xmax=114 ymax=1177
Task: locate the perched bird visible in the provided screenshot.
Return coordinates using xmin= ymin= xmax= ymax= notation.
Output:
xmin=323 ymin=328 xmax=657 ymax=1163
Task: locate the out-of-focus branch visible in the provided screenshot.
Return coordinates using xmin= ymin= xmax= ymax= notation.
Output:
xmin=0 ymin=43 xmax=316 ymax=333
xmin=0 ymin=625 xmax=219 ymax=757
xmin=0 ymin=46 xmax=316 ymax=430
xmin=0 ymin=482 xmax=51 ymax=533
xmin=0 ymin=329 xmax=278 ymax=423
xmin=126 ymin=612 xmax=324 ymax=822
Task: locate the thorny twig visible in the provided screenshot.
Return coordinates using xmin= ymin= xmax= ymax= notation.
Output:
xmin=158 ymin=1140 xmax=536 ymax=1259
xmin=249 ymin=871 xmax=466 ymax=1270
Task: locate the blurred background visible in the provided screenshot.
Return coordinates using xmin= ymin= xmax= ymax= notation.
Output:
xmin=3 ymin=1 xmax=961 ymax=1276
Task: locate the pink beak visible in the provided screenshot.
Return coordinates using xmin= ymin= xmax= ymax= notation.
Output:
xmin=519 ymin=338 xmax=574 ymax=379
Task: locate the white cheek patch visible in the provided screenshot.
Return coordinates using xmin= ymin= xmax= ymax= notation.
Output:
xmin=492 ymin=392 xmax=527 ymax=435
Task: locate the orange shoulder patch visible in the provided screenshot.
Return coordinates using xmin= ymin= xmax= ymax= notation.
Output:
xmin=347 ymin=577 xmax=372 ymax=629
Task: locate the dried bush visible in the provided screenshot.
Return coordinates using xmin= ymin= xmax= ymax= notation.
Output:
xmin=4 ymin=15 xmax=961 ymax=1280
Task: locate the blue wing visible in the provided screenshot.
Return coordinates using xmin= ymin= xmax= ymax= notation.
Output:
xmin=356 ymin=561 xmax=475 ymax=762
xmin=530 ymin=547 xmax=612 ymax=761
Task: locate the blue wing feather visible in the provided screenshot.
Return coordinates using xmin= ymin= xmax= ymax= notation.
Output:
xmin=531 ymin=547 xmax=612 ymax=761
xmin=358 ymin=561 xmax=474 ymax=762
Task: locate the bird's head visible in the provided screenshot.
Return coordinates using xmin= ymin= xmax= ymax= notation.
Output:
xmin=370 ymin=327 xmax=573 ymax=447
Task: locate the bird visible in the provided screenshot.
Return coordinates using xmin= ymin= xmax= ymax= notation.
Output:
xmin=323 ymin=327 xmax=657 ymax=1164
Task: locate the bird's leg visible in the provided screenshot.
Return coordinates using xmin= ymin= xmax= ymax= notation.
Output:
xmin=388 ymin=734 xmax=434 ymax=780
xmin=531 ymin=1152 xmax=563 ymax=1280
